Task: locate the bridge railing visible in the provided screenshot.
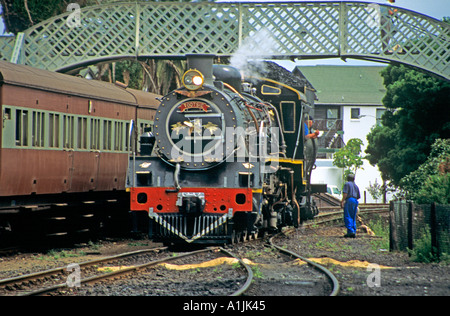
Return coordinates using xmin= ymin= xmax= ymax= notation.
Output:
xmin=1 ymin=1 xmax=449 ymax=79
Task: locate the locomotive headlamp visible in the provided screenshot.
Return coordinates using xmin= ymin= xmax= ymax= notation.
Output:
xmin=182 ymin=69 xmax=204 ymax=91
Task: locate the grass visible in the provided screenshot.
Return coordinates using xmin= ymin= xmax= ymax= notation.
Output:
xmin=366 ymin=217 xmax=390 ymax=251
xmin=38 ymin=249 xmax=83 ymax=261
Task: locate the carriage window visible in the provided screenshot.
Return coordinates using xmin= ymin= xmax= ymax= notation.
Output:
xmin=125 ymin=122 xmax=130 ymax=151
xmin=91 ymin=118 xmax=100 ymax=150
xmin=280 ymin=101 xmax=295 ymax=133
xmin=32 ymin=111 xmax=45 ymax=147
xmin=115 ymin=121 xmax=124 ymax=151
xmin=103 ymin=120 xmax=112 ymax=151
xmin=49 ymin=113 xmax=60 ymax=148
xmin=15 ymin=109 xmax=29 ymax=146
xmin=63 ymin=115 xmax=75 ymax=149
xmin=261 ymin=85 xmax=281 ymax=95
xmin=78 ymin=117 xmax=87 ymax=149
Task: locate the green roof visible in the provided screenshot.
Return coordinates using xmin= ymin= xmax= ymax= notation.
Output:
xmin=294 ymin=65 xmax=387 ymax=105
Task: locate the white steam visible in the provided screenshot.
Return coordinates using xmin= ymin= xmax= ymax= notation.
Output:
xmin=230 ymin=28 xmax=278 ymax=76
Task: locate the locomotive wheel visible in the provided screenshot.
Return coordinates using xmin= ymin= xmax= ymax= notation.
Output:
xmin=230 ymin=230 xmax=237 ymax=245
xmin=242 ymin=230 xmax=249 ymax=242
xmin=0 ymin=217 xmax=14 ymax=247
xmin=235 ymin=231 xmax=242 ymax=243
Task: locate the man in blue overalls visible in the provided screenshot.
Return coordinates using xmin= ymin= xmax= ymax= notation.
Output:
xmin=340 ymin=174 xmax=361 ymax=238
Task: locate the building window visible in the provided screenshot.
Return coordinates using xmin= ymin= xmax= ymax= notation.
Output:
xmin=351 ymin=108 xmax=360 ymax=119
xmin=327 ymin=108 xmax=339 ymax=119
xmin=376 ymin=108 xmax=386 ymax=126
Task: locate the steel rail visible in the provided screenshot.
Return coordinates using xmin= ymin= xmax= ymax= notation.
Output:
xmin=268 ymin=235 xmax=340 ymax=296
xmin=21 ymin=247 xmax=252 ymax=296
xmin=21 ymin=247 xmax=212 ymax=296
xmin=306 ymin=207 xmax=389 ymax=227
xmin=0 ymin=246 xmax=167 ymax=292
xmin=219 ymin=247 xmax=253 ymax=296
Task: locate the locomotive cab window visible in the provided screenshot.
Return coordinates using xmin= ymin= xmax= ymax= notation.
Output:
xmin=261 ymin=85 xmax=281 ymax=95
xmin=280 ymin=101 xmax=296 ymax=133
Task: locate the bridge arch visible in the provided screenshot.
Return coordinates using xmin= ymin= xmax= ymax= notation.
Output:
xmin=3 ymin=1 xmax=449 ymax=80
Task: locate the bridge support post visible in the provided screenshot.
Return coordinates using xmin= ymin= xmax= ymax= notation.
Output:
xmin=10 ymin=32 xmax=25 ymax=64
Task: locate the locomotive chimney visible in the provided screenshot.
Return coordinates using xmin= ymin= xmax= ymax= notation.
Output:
xmin=186 ymin=54 xmax=215 ymax=86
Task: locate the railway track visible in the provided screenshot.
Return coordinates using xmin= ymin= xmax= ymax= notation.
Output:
xmin=1 ymin=237 xmax=337 ymax=297
xmin=0 ymin=205 xmax=387 ymax=297
xmin=0 ymin=246 xmax=168 ymax=296
xmin=268 ymin=234 xmax=339 ymax=296
xmin=0 ymin=246 xmax=252 ymax=296
xmin=307 ymin=204 xmax=389 ymax=226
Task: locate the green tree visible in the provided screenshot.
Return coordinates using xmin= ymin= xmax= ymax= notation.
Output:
xmin=0 ymin=0 xmax=94 ymax=33
xmin=0 ymin=0 xmax=208 ymax=33
xmin=365 ymin=64 xmax=450 ymax=186
xmin=1 ymin=0 xmax=188 ymax=95
xmin=401 ymin=138 xmax=450 ymax=204
xmin=333 ymin=138 xmax=365 ymax=183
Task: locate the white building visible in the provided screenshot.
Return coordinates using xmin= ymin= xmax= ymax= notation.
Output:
xmin=294 ymin=65 xmax=391 ymax=203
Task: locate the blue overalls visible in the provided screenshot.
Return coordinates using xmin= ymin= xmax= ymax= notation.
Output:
xmin=343 ymin=180 xmax=360 ymax=236
xmin=344 ymin=197 xmax=359 ymax=235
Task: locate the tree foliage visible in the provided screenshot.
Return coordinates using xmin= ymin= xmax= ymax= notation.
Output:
xmin=1 ymin=0 xmax=88 ymax=33
xmin=1 ymin=0 xmax=188 ymax=95
xmin=0 ymin=0 xmax=206 ymax=33
xmin=365 ymin=64 xmax=450 ymax=186
xmin=401 ymin=138 xmax=450 ymax=204
xmin=333 ymin=138 xmax=364 ymax=182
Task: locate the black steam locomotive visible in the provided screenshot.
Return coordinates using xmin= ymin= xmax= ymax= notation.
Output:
xmin=127 ymin=54 xmax=324 ymax=244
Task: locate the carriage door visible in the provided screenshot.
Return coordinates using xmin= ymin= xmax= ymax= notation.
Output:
xmin=90 ymin=118 xmax=101 ymax=191
xmin=63 ymin=115 xmax=75 ymax=192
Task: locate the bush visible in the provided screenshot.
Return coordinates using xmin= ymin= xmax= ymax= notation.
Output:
xmin=401 ymin=139 xmax=450 ymax=204
xmin=407 ymin=227 xmax=439 ymax=263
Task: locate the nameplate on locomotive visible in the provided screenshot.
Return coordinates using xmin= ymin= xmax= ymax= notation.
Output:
xmin=178 ymin=101 xmax=210 ymax=113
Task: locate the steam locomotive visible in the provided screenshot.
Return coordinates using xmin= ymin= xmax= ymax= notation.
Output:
xmin=127 ymin=54 xmax=325 ymax=244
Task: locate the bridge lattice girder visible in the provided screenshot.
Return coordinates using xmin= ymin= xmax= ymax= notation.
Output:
xmin=1 ymin=1 xmax=449 ymax=79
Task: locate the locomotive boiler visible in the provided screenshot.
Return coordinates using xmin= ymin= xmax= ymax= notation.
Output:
xmin=127 ymin=54 xmax=324 ymax=244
